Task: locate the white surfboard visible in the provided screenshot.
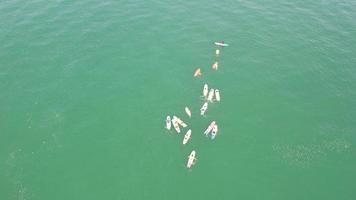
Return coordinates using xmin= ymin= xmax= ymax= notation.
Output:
xmin=203 ymin=84 xmax=208 ymax=98
xmin=166 ymin=116 xmax=171 ymax=130
xmin=200 ymin=102 xmax=208 ymax=115
xmin=215 ymin=89 xmax=220 ymax=102
xmin=204 ymin=121 xmax=216 ymax=135
xmin=207 ymin=89 xmax=214 ymax=102
xmin=183 ymin=129 xmax=191 ymax=145
xmin=173 ymin=116 xmax=187 ymax=128
xmin=215 ymin=42 xmax=229 ymax=47
xmin=211 ymin=124 xmax=218 ymax=139
xmin=186 ymin=150 xmax=196 ymax=168
xmin=185 ymin=107 xmax=191 ymax=118
xmin=172 ymin=118 xmax=180 ymax=133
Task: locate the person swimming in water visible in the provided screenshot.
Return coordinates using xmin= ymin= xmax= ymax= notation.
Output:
xmin=194 ymin=68 xmax=202 ymax=77
xmin=212 ymin=61 xmax=218 ymax=70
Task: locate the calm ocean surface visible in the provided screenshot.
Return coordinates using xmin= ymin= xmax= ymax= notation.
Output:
xmin=1 ymin=0 xmax=355 ymax=199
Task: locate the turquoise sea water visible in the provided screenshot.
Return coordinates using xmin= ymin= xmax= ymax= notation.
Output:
xmin=1 ymin=0 xmax=356 ymax=199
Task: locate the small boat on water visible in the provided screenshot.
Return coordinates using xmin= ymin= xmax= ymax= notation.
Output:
xmin=204 ymin=121 xmax=216 ymax=135
xmin=186 ymin=150 xmax=197 ymax=168
xmin=173 ymin=116 xmax=187 ymax=128
xmin=185 ymin=107 xmax=191 ymax=118
xmin=207 ymin=89 xmax=214 ymax=102
xmin=211 ymin=125 xmax=218 ymax=139
xmin=200 ymin=102 xmax=208 ymax=115
xmin=172 ymin=118 xmax=181 ymax=133
xmin=166 ymin=116 xmax=171 ymax=130
xmin=215 ymin=89 xmax=220 ymax=102
xmin=203 ymin=84 xmax=208 ymax=98
xmin=183 ymin=129 xmax=192 ymax=145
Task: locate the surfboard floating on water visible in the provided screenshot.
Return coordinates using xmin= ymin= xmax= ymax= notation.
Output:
xmin=211 ymin=124 xmax=218 ymax=139
xmin=215 ymin=42 xmax=229 ymax=47
xmin=183 ymin=129 xmax=191 ymax=145
xmin=185 ymin=107 xmax=191 ymax=118
xmin=173 ymin=116 xmax=187 ymax=128
xmin=200 ymin=102 xmax=208 ymax=115
xmin=207 ymin=88 xmax=215 ymax=102
xmin=165 ymin=116 xmax=171 ymax=130
xmin=204 ymin=121 xmax=216 ymax=135
xmin=186 ymin=150 xmax=197 ymax=168
xmin=203 ymin=84 xmax=208 ymax=98
xmin=215 ymin=89 xmax=220 ymax=102
xmin=172 ymin=117 xmax=180 ymax=133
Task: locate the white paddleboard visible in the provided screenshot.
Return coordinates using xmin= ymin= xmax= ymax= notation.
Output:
xmin=204 ymin=121 xmax=216 ymax=135
xmin=183 ymin=129 xmax=191 ymax=145
xmin=172 ymin=118 xmax=180 ymax=133
xmin=211 ymin=124 xmax=218 ymax=139
xmin=186 ymin=150 xmax=196 ymax=168
xmin=214 ymin=42 xmax=229 ymax=47
xmin=200 ymin=102 xmax=208 ymax=115
xmin=185 ymin=107 xmax=191 ymax=118
xmin=166 ymin=116 xmax=171 ymax=130
xmin=173 ymin=116 xmax=187 ymax=128
xmin=207 ymin=89 xmax=214 ymax=102
xmin=215 ymin=89 xmax=220 ymax=102
xmin=203 ymin=84 xmax=208 ymax=98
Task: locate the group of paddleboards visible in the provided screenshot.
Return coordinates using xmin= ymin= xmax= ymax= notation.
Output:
xmin=165 ymin=111 xmax=194 ymax=168
xmin=166 ymin=115 xmax=190 ymax=138
xmin=203 ymin=84 xmax=220 ymax=102
xmin=200 ymin=84 xmax=221 ymax=115
xmin=165 ymin=41 xmax=228 ymax=169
